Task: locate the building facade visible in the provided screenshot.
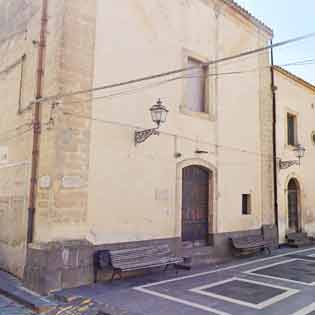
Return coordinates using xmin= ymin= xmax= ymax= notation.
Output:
xmin=274 ymin=67 xmax=315 ymax=244
xmin=0 ymin=0 xmax=276 ymax=293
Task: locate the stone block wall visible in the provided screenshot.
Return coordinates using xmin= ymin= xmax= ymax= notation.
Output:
xmin=24 ymin=240 xmax=94 ymax=295
xmin=34 ymin=0 xmax=97 ymax=243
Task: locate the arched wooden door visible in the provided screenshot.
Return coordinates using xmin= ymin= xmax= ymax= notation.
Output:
xmin=182 ymin=165 xmax=210 ymax=244
xmin=287 ymin=178 xmax=300 ymax=233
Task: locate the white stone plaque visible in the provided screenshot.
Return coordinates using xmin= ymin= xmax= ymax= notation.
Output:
xmin=0 ymin=147 xmax=8 ymax=164
xmin=39 ymin=176 xmax=51 ymax=189
xmin=62 ymin=176 xmax=82 ymax=188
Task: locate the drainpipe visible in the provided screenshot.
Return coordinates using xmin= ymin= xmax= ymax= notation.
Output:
xmin=27 ymin=0 xmax=48 ymax=244
xmin=270 ymin=40 xmax=279 ymax=236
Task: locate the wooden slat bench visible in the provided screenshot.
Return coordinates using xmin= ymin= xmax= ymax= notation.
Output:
xmin=95 ymin=244 xmax=184 ymax=282
xmin=230 ymin=235 xmax=272 ymax=256
xmin=287 ymin=232 xmax=312 ymax=248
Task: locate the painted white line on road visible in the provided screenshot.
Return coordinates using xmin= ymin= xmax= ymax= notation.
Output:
xmin=135 ymin=286 xmax=232 ymax=315
xmin=245 ymin=258 xmax=315 ymax=286
xmin=134 ymin=247 xmax=315 ymax=289
xmin=133 ymin=248 xmax=315 ymax=315
xmin=190 ymin=277 xmax=299 ymax=310
xmin=291 ymin=303 xmax=315 ymax=315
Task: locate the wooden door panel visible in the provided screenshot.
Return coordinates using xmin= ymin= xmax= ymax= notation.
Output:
xmin=182 ymin=166 xmax=209 ymax=242
xmin=288 ymin=191 xmax=298 ymax=231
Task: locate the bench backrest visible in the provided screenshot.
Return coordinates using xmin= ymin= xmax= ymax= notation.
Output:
xmin=109 ymin=244 xmax=172 ymax=267
xmin=287 ymin=232 xmax=307 ymax=240
xmin=231 ymin=235 xmax=264 ymax=247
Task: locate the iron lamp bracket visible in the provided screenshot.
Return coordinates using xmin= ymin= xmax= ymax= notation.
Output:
xmin=279 ymin=159 xmax=300 ymax=170
xmin=135 ymin=128 xmax=160 ymax=144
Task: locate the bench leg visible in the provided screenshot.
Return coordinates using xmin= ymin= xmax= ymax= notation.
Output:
xmin=174 ymin=264 xmax=179 ymax=275
xmin=110 ymin=270 xmax=116 ymax=282
xmin=111 ymin=269 xmax=123 ymax=282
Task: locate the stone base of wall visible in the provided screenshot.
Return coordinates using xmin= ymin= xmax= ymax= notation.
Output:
xmin=23 ymin=240 xmax=94 ymax=295
xmin=0 ymin=243 xmax=26 ymax=279
xmin=23 ymin=226 xmax=278 ymax=295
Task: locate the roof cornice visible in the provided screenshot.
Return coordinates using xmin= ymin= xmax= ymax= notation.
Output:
xmin=220 ymin=0 xmax=273 ymax=37
xmin=274 ymin=66 xmax=315 ymax=92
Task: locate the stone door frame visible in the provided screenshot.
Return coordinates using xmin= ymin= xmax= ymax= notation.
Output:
xmin=175 ymin=158 xmax=217 ymax=244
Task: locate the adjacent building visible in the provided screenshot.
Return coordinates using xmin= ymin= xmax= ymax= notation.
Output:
xmin=274 ymin=67 xmax=315 ymax=244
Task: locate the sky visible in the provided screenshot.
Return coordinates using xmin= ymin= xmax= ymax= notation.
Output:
xmin=236 ymin=0 xmax=315 ymax=84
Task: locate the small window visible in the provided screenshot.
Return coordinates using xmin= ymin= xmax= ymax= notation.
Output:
xmin=186 ymin=57 xmax=208 ymax=113
xmin=242 ymin=194 xmax=251 ymax=215
xmin=287 ymin=113 xmax=297 ymax=146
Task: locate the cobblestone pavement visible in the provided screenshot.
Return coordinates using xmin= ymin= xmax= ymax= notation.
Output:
xmin=0 ymin=294 xmax=34 ymax=315
xmin=44 ymin=298 xmax=102 ymax=315
xmin=0 ymin=296 xmax=103 ymax=315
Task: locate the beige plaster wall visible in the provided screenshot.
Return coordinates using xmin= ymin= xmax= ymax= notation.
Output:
xmin=87 ymin=0 xmax=274 ymax=245
xmin=275 ymin=70 xmax=315 ymax=243
xmin=0 ymin=0 xmax=40 ymax=277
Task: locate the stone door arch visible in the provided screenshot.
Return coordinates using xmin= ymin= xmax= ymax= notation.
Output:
xmin=176 ymin=159 xmax=216 ymax=246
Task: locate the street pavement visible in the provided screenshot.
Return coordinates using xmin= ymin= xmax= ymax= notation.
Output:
xmin=0 ymin=294 xmax=34 ymax=315
xmin=55 ymin=246 xmax=315 ymax=315
xmin=3 ymin=246 xmax=315 ymax=315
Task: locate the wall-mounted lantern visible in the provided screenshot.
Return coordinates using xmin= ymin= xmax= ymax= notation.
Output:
xmin=279 ymin=144 xmax=306 ymax=170
xmin=135 ymin=99 xmax=169 ymax=144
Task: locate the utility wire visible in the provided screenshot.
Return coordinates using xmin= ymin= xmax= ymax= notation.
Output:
xmin=0 ymin=128 xmax=33 ymax=143
xmin=0 ymin=122 xmax=33 ymax=141
xmin=57 ymin=58 xmax=315 ymax=107
xmin=30 ymin=32 xmax=315 ymax=106
xmin=0 ymin=29 xmax=27 ymax=46
xmin=60 ymin=109 xmax=279 ymax=160
xmin=0 ymin=55 xmax=26 ymax=77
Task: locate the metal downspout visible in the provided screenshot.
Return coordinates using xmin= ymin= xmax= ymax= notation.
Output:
xmin=27 ymin=0 xmax=48 ymax=244
xmin=270 ymin=40 xmax=279 ymax=237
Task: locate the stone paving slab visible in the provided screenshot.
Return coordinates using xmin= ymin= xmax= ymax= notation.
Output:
xmin=0 ymin=294 xmax=34 ymax=315
xmin=0 ymin=270 xmax=56 ymax=313
xmin=44 ymin=297 xmax=101 ymax=315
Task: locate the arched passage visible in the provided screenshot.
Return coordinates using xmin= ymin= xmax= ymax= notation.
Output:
xmin=287 ymin=178 xmax=300 ymax=233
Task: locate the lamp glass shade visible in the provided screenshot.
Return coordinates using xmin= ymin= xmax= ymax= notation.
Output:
xmin=294 ymin=144 xmax=306 ymax=159
xmin=150 ymin=99 xmax=169 ymax=126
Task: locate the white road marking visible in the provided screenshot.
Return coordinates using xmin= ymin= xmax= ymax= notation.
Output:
xmin=133 ymin=247 xmax=315 ymax=314
xmin=190 ymin=277 xmax=299 ymax=310
xmin=245 ymin=258 xmax=315 ymax=286
xmin=135 ymin=247 xmax=315 ymax=289
xmin=291 ymin=303 xmax=315 ymax=315
xmin=135 ymin=286 xmax=232 ymax=315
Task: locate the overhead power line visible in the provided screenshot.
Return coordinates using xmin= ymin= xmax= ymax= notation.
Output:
xmin=31 ymin=32 xmax=315 ymax=106
xmin=0 ymin=55 xmax=26 ymax=77
xmin=0 ymin=29 xmax=27 ymax=45
xmin=60 ymin=109 xmax=280 ymax=160
xmin=57 ymin=57 xmax=315 ymax=107
xmin=0 ymin=122 xmax=33 ymax=141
